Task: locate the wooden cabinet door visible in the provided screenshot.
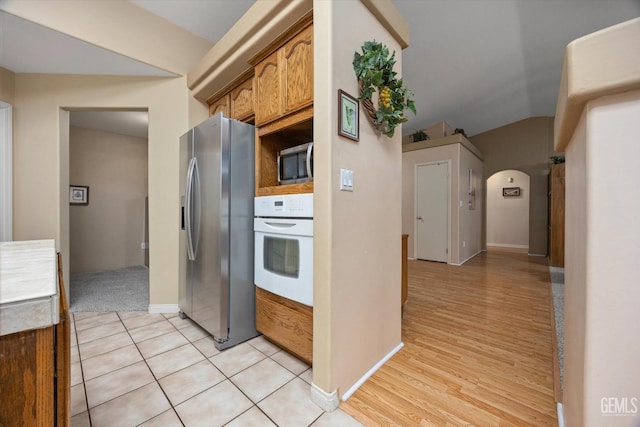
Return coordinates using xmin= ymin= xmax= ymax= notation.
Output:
xmin=230 ymin=76 xmax=254 ymax=121
xmin=209 ymin=94 xmax=230 ymax=117
xmin=254 ymin=50 xmax=281 ymax=126
xmin=0 ymin=327 xmax=55 ymax=426
xmin=256 ymin=287 xmax=312 ymax=364
xmin=57 ymin=253 xmax=70 ymax=426
xmin=550 ymin=163 xmax=565 ymax=267
xmin=283 ymin=25 xmax=313 ymax=115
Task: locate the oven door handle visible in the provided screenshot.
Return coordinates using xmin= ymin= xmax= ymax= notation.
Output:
xmin=262 ymin=221 xmax=298 ymax=229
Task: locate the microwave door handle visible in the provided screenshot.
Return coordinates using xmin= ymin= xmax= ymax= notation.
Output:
xmin=307 ymin=143 xmax=313 ymax=180
xmin=277 ymin=155 xmax=282 ymax=184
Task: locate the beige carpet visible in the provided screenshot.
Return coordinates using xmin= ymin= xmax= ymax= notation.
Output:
xmin=70 ymin=266 xmax=148 ymax=312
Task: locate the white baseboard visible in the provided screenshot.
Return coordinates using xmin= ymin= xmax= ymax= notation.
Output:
xmin=148 ymin=304 xmax=179 ymax=314
xmin=341 ymin=342 xmax=404 ymax=401
xmin=557 ymin=402 xmax=565 ymax=427
xmin=487 ymin=243 xmax=529 ymax=249
xmin=310 ymin=382 xmax=339 ymax=412
xmin=450 ymin=250 xmax=482 ymax=266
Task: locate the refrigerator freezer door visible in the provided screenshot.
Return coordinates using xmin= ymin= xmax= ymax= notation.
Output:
xmin=179 ymin=130 xmax=193 ymax=318
xmin=179 ymin=114 xmax=257 ymax=350
xmin=225 ymin=118 xmax=257 ymax=348
xmin=190 ymin=115 xmax=229 ymax=343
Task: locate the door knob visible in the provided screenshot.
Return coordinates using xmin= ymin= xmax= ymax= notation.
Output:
xmin=416 ymin=216 xmax=423 ymax=220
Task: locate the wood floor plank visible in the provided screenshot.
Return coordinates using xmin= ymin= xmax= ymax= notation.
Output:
xmin=340 ymin=250 xmax=558 ymax=426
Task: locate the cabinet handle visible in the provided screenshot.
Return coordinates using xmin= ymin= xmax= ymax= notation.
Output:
xmin=416 ymin=216 xmax=423 ymax=220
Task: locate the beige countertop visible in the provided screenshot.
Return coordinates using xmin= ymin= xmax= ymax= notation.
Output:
xmin=0 ymin=239 xmax=59 ymax=335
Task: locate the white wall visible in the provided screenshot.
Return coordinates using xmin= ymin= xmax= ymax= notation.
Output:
xmin=458 ymin=145 xmax=484 ymax=262
xmin=486 ymin=170 xmax=530 ymax=249
xmin=0 ymin=67 xmax=14 ymax=242
xmin=0 ymin=101 xmax=12 ymax=242
xmin=313 ymin=0 xmax=403 ymax=401
xmin=564 ymin=89 xmax=640 ymax=426
xmin=471 ymin=117 xmax=556 ymax=255
xmin=402 ymin=144 xmax=457 ymax=261
xmin=12 ymin=74 xmax=206 ymax=306
xmin=402 ymin=142 xmax=483 ymax=264
xmin=69 ymin=126 xmax=148 ymax=273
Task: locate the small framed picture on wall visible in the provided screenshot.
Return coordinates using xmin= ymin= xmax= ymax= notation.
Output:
xmin=502 ymin=187 xmax=521 ymax=197
xmin=70 ymin=185 xmax=89 ymax=205
xmin=338 ymin=89 xmax=359 ymax=141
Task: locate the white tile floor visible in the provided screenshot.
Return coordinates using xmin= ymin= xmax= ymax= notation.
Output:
xmin=70 ymin=311 xmax=363 ymax=427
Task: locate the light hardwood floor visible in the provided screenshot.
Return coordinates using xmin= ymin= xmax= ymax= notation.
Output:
xmin=341 ymin=250 xmax=558 ymax=426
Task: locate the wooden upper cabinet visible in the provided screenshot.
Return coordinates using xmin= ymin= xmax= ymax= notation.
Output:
xmin=283 ymin=24 xmax=313 ymax=115
xmin=255 ymin=50 xmax=281 ymax=125
xmin=209 ymin=94 xmax=230 ymax=117
xmin=208 ymin=71 xmax=255 ymax=123
xmin=230 ymin=76 xmax=254 ymax=121
xmin=254 ymin=24 xmax=313 ymax=126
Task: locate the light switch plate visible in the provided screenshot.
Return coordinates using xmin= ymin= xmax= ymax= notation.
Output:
xmin=340 ymin=168 xmax=354 ymax=191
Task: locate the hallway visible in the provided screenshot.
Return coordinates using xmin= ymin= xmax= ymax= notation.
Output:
xmin=341 ymin=250 xmax=558 ymax=425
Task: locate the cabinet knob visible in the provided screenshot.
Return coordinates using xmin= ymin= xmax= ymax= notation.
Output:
xmin=416 ymin=216 xmax=423 ymax=220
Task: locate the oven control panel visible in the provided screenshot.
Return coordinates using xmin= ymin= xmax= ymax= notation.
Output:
xmin=254 ymin=194 xmax=313 ymax=218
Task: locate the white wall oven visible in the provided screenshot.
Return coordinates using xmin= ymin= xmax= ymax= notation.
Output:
xmin=254 ymin=194 xmax=313 ymax=307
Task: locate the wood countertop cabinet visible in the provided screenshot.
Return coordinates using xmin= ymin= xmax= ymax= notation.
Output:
xmin=0 ymin=252 xmax=70 ymax=427
xmin=255 ymin=287 xmax=313 ymax=365
xmin=402 ymin=234 xmax=408 ymax=310
xmin=549 ymin=163 xmax=565 ymax=267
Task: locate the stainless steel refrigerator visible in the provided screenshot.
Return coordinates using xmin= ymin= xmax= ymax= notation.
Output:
xmin=179 ymin=113 xmax=258 ymax=350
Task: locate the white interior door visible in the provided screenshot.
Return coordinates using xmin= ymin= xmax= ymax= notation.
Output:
xmin=416 ymin=162 xmax=449 ymax=262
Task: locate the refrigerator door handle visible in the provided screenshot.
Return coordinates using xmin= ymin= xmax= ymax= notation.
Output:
xmin=185 ymin=157 xmax=197 ymax=261
xmin=191 ymin=158 xmax=202 ymax=259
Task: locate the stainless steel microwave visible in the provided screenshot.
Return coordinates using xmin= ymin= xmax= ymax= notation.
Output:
xmin=277 ymin=142 xmax=313 ymax=185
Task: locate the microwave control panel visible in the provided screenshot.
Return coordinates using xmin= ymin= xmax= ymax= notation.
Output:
xmin=254 ymin=194 xmax=313 ymax=218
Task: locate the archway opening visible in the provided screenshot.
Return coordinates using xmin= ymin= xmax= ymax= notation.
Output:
xmin=486 ymin=170 xmax=530 ymax=252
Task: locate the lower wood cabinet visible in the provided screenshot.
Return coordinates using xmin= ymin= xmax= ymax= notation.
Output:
xmin=549 ymin=163 xmax=565 ymax=267
xmin=402 ymin=234 xmax=408 ymax=310
xmin=0 ymin=321 xmax=69 ymax=426
xmin=256 ymin=287 xmax=312 ymax=364
xmin=0 ymin=254 xmax=70 ymax=427
xmin=1 ymin=327 xmax=55 ymax=426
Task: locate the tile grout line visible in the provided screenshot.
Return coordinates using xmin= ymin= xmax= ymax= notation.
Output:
xmin=71 ymin=313 xmax=94 ymax=427
xmin=166 ymin=322 xmax=297 ymax=426
xmin=74 ymin=312 xmax=324 ymax=427
xmin=146 ymin=314 xmax=311 ymax=426
xmin=77 ymin=313 xmax=186 ymax=426
xmin=117 ymin=311 xmax=187 ymax=427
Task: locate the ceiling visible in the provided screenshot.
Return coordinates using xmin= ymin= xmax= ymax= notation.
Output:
xmin=1 ymin=1 xmax=639 ymax=138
